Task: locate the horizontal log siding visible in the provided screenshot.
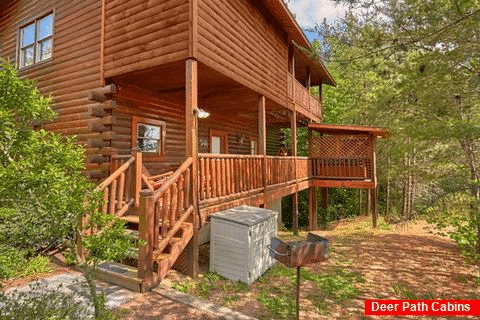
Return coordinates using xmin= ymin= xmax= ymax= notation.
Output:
xmin=104 ymin=0 xmax=190 ymax=78
xmin=197 ymin=0 xmax=288 ymax=107
xmin=0 ymin=0 xmax=104 ymax=161
xmin=198 ymin=114 xmax=282 ymax=155
xmin=111 ymin=89 xmax=186 ymax=175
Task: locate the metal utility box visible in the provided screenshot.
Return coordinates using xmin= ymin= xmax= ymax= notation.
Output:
xmin=210 ymin=205 xmax=278 ymax=284
xmin=268 ymin=233 xmax=329 ymax=268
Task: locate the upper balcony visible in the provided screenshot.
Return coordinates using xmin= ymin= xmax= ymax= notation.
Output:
xmin=287 ymin=73 xmax=322 ymax=120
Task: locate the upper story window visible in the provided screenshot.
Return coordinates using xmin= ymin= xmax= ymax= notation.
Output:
xmin=19 ymin=13 xmax=54 ymax=68
xmin=132 ymin=116 xmax=166 ymax=160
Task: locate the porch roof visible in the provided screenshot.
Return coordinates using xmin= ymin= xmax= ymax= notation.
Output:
xmin=308 ymin=123 xmax=389 ymax=138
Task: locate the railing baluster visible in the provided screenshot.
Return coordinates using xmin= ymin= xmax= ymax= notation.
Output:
xmin=238 ymin=159 xmax=243 ymax=192
xmin=221 ymin=158 xmax=227 ymax=196
xmin=205 ymin=159 xmax=211 ymax=200
xmin=109 ymin=179 xmax=117 ymax=215
xmin=177 ymin=175 xmax=184 ymax=218
xmin=200 ymin=157 xmax=205 ymax=200
xmin=216 ymin=159 xmax=222 ymax=197
xmin=117 ymin=172 xmax=125 ymax=211
xmin=161 ymin=190 xmax=169 ymax=238
xmin=170 ymin=185 xmax=177 ymax=228
xmin=184 ymin=168 xmax=191 ymax=208
xmin=210 ymin=159 xmax=216 ymax=199
xmin=226 ymin=158 xmax=231 ymax=195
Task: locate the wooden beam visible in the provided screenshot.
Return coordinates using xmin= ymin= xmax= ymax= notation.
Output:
xmin=372 ymin=187 xmax=378 ymax=228
xmin=258 ymin=95 xmax=267 ymax=156
xmin=100 ymin=0 xmax=105 ymax=86
xmin=188 ymin=0 xmax=198 ymax=58
xmin=306 ymin=66 xmax=311 ymax=89
xmin=311 ymin=180 xmax=376 ymax=189
xmin=291 ymin=110 xmax=298 ymax=235
xmin=259 ymin=95 xmax=267 ymax=204
xmin=186 ymin=58 xmax=199 ymax=278
xmin=308 ymin=187 xmax=317 ymax=231
xmin=133 ymin=149 xmax=142 ymax=207
xmin=291 ymin=111 xmax=297 ymax=156
xmin=138 ymin=189 xmax=154 ymax=280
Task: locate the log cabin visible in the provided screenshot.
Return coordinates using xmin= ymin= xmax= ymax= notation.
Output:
xmin=0 ymin=0 xmax=387 ymax=291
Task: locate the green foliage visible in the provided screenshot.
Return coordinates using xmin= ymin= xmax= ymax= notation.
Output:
xmin=301 ymin=267 xmax=364 ymax=301
xmin=308 ymin=0 xmax=480 ymax=257
xmin=204 ymin=271 xmax=226 ymax=281
xmin=172 ymin=281 xmax=192 ymax=294
xmin=0 ymin=284 xmax=88 ymax=320
xmin=257 ymin=287 xmax=296 ymax=320
xmin=0 ymin=247 xmax=28 ymax=279
xmin=0 ymin=60 xmax=133 ymax=319
xmin=0 ymin=61 xmax=91 ymax=252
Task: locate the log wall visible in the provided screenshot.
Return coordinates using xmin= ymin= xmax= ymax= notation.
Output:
xmin=103 ymin=0 xmax=190 ymax=78
xmin=0 ymin=0 xmax=106 ymax=176
xmin=197 ymin=0 xmax=289 ymax=107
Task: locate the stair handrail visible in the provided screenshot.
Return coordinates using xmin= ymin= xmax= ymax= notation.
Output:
xmin=95 ymin=156 xmax=134 ymax=192
xmin=153 ymin=157 xmax=193 ymax=202
xmin=151 ymin=157 xmax=195 ymax=253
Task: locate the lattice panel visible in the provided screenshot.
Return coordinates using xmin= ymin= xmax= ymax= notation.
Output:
xmin=310 ymin=135 xmax=372 ymax=158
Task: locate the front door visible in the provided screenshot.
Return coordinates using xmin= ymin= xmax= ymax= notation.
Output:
xmin=209 ymin=129 xmax=228 ymax=154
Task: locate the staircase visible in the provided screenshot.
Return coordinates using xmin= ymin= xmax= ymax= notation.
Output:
xmin=82 ymin=152 xmax=198 ymax=292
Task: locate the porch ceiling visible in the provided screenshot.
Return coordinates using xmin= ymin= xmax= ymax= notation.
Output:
xmin=109 ymin=61 xmax=292 ymax=116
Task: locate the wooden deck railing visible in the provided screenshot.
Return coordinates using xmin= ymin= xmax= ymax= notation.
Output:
xmin=137 ymin=157 xmax=195 ymax=279
xmin=265 ymin=156 xmax=295 ymax=186
xmin=95 ymin=151 xmax=142 ymax=217
xmin=152 ymin=157 xmax=194 ymax=252
xmin=199 ymin=154 xmax=264 ymax=203
xmin=311 ymin=158 xmax=372 ymax=180
xmin=287 ymin=73 xmax=322 ymax=119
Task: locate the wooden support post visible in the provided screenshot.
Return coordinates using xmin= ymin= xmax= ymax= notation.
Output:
xmin=186 ymin=58 xmax=199 ymax=278
xmin=320 ymin=187 xmax=328 ymax=228
xmin=291 ymin=110 xmax=298 ymax=235
xmin=366 ymin=189 xmax=371 ymax=217
xmin=258 ymin=95 xmax=267 ymax=204
xmin=133 ymin=149 xmax=142 ymax=207
xmin=306 ymin=66 xmax=311 ymax=89
xmin=308 ymin=187 xmax=318 ymax=231
xmin=372 ymin=187 xmax=378 ymax=228
xmin=138 ymin=189 xmax=154 ymax=279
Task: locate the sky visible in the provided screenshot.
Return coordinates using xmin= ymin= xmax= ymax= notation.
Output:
xmin=285 ymin=0 xmax=348 ymax=43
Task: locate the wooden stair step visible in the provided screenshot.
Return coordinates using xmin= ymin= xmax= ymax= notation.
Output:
xmin=120 ymin=214 xmax=139 ymax=224
xmin=94 ymin=261 xmax=144 ymax=292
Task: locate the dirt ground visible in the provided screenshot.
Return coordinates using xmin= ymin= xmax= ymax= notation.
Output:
xmin=157 ymin=216 xmax=480 ymax=320
xmin=4 ymin=217 xmax=479 ymax=319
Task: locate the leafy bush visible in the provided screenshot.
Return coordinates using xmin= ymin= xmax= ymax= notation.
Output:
xmin=0 ymin=284 xmax=88 ymax=320
xmin=0 ymin=61 xmax=91 ymax=252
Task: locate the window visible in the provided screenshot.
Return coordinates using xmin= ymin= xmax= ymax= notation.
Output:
xmin=132 ymin=116 xmax=166 ymax=160
xmin=19 ymin=13 xmax=54 ymax=68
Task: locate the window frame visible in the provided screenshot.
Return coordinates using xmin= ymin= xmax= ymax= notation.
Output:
xmin=17 ymin=11 xmax=55 ymax=70
xmin=131 ymin=116 xmax=166 ymax=161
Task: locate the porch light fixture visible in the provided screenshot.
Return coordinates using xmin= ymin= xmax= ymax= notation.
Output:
xmin=194 ymin=107 xmax=210 ymax=119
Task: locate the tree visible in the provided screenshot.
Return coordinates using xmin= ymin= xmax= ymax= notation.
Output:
xmin=310 ymin=0 xmax=480 ymax=257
